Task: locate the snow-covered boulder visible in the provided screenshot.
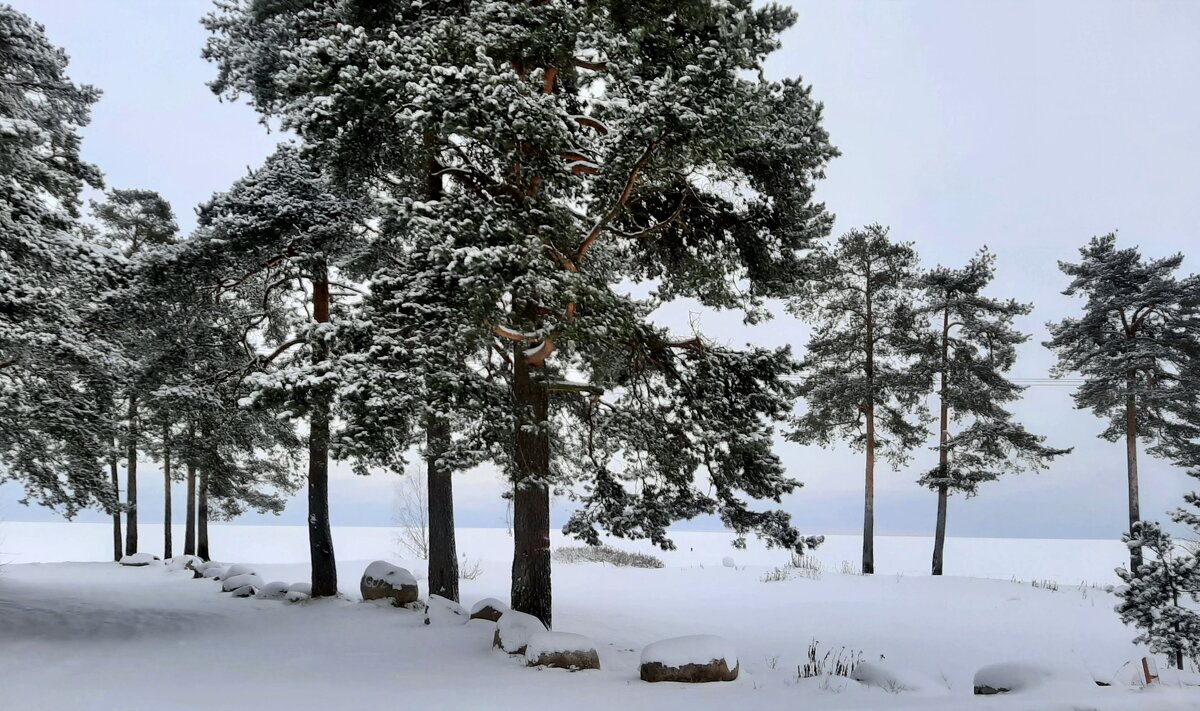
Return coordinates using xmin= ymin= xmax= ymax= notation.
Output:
xmin=973 ymin=661 xmax=1094 ymax=695
xmin=360 ymin=561 xmax=418 ymax=606
xmin=231 ymin=585 xmax=257 ymax=598
xmin=285 ymin=590 xmax=310 ymax=603
xmin=640 ymin=635 xmax=739 ymax=683
xmin=851 ymin=660 xmax=937 ymax=693
xmin=221 ymin=564 xmax=255 ymax=580
xmin=119 ymin=552 xmax=160 ymax=567
xmin=165 ymin=555 xmax=202 ymax=572
xmin=255 ymin=582 xmax=291 ymax=600
xmin=222 ymin=573 xmax=264 ymax=593
xmin=424 ymin=594 xmax=468 ymax=626
xmin=288 ymin=582 xmax=312 ymax=595
xmin=202 ymin=566 xmax=226 ymax=579
xmin=525 ymin=632 xmax=600 ymax=670
xmin=721 ymin=556 xmax=736 ymax=568
xmin=469 ymin=597 xmax=508 ymax=622
xmin=493 ymin=610 xmax=548 ymax=655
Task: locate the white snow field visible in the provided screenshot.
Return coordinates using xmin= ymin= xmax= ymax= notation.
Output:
xmin=1 ymin=522 xmax=1197 ymax=711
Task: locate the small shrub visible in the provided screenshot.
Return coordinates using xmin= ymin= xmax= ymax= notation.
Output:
xmin=838 ymin=560 xmax=862 ymax=576
xmin=761 ymin=566 xmax=793 ymax=582
xmin=459 ymin=555 xmax=483 ymax=581
xmin=1031 ymin=578 xmax=1059 ymax=592
xmin=552 ymin=544 xmax=664 ymax=569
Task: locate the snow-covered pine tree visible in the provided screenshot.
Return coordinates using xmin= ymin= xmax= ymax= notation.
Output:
xmin=1045 ymin=234 xmax=1200 ymax=573
xmin=1114 ymin=521 xmax=1199 ymax=670
xmin=917 ymin=249 xmax=1070 ymax=575
xmin=90 ymin=188 xmax=180 ymax=554
xmin=205 ymin=0 xmax=838 ymax=625
xmin=787 ymin=226 xmax=929 ymax=575
xmin=1 ymin=6 xmax=122 ymax=520
xmin=194 ymin=144 xmax=368 ymax=594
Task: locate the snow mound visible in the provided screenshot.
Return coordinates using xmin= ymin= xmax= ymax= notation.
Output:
xmin=424 ymin=594 xmax=468 ymax=626
xmin=851 ymin=660 xmax=938 ymax=693
xmin=231 ymin=585 xmax=257 ymax=598
xmin=721 ymin=556 xmax=736 ymax=568
xmin=641 ymin=635 xmax=738 ymax=669
xmin=202 ymin=566 xmax=228 ymax=579
xmin=221 ymin=564 xmax=255 ymax=580
xmin=973 ymin=661 xmax=1094 ymax=694
xmin=118 ymin=552 xmax=160 ymax=567
xmin=285 ymin=591 xmax=310 ymax=603
xmin=288 ymin=583 xmax=312 ymax=595
xmin=165 ymin=555 xmax=202 ymax=572
xmin=525 ymin=632 xmax=600 ymax=670
xmin=255 ymin=582 xmax=290 ymax=600
xmin=494 ymin=610 xmax=548 ymax=654
xmin=362 ymin=561 xmax=416 ymax=587
xmin=222 ymin=573 xmax=264 ymax=593
xmin=469 ymin=597 xmax=508 ymax=621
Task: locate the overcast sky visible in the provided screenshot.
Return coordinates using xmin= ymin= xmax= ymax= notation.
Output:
xmin=3 ymin=0 xmax=1199 ymax=542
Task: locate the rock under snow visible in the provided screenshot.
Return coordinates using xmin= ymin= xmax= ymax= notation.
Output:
xmin=469 ymin=597 xmax=508 ymax=622
xmin=165 ymin=555 xmax=202 ymax=572
xmin=202 ymin=566 xmax=226 ymax=579
xmin=230 ymin=585 xmax=257 ymax=598
xmin=284 ymin=590 xmax=310 ymax=603
xmin=118 ymin=552 xmax=160 ymax=567
xmin=721 ymin=556 xmax=736 ymax=568
xmin=221 ymin=564 xmax=255 ymax=580
xmin=255 ymin=582 xmax=291 ymax=600
xmin=287 ymin=582 xmax=312 ymax=595
xmin=360 ymin=561 xmax=418 ymax=607
xmin=222 ymin=573 xmax=264 ymax=593
xmin=524 ymin=631 xmax=600 ymax=671
xmin=640 ymin=635 xmax=739 ymax=683
xmin=493 ymin=610 xmax=548 ymax=655
xmin=424 ymin=594 xmax=468 ymax=626
xmin=973 ymin=661 xmax=1095 ymax=695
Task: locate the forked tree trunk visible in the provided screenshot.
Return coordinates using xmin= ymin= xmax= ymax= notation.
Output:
xmin=125 ymin=394 xmax=139 ymax=554
xmin=427 ymin=414 xmax=459 ymax=601
xmin=511 ymin=336 xmax=552 ymax=627
xmin=1125 ymin=372 xmax=1142 ymax=574
xmin=932 ymin=307 xmax=951 ymax=576
xmin=109 ymin=443 xmax=122 ymax=561
xmin=308 ymin=264 xmax=338 ymax=597
xmin=197 ymin=469 xmax=210 ymax=562
xmin=162 ymin=419 xmax=172 ymax=560
xmin=184 ymin=425 xmax=196 ymax=557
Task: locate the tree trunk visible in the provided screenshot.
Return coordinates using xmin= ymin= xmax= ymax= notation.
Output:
xmin=307 ymin=265 xmax=338 ymax=597
xmin=197 ymin=468 xmax=210 ymax=562
xmin=863 ymin=400 xmax=875 ymax=576
xmin=426 ymin=414 xmax=460 ymax=601
xmin=125 ymin=394 xmax=139 ymax=554
xmin=932 ymin=307 xmax=951 ymax=576
xmin=109 ymin=442 xmax=122 ymax=561
xmin=184 ymin=424 xmax=196 ymax=556
xmin=162 ymin=419 xmax=172 ymax=560
xmin=1125 ymin=373 xmax=1142 ymax=574
xmin=511 ymin=337 xmax=552 ymax=627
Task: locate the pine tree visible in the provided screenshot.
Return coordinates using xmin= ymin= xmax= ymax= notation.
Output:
xmin=787 ymin=226 xmax=929 ymax=575
xmin=1 ymin=6 xmax=121 ymax=518
xmin=1045 ymin=234 xmax=1200 ymax=573
xmin=194 ymin=144 xmax=367 ymax=595
xmin=1114 ymin=521 xmax=1199 ymax=670
xmin=205 ymin=0 xmax=837 ymax=625
xmin=917 ymin=249 xmax=1070 ymax=575
xmin=91 ymin=188 xmax=180 ymax=554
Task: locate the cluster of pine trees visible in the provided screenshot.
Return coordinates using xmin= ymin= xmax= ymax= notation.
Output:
xmin=2 ymin=1 xmax=1198 ymax=665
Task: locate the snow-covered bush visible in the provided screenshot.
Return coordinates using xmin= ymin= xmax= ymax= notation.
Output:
xmin=1114 ymin=521 xmax=1200 ymax=669
xmin=552 ymin=545 xmax=663 ymax=569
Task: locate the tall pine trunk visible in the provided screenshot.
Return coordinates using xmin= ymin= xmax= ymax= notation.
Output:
xmin=932 ymin=308 xmax=951 ymax=576
xmin=426 ymin=414 xmax=459 ymax=601
xmin=125 ymin=394 xmax=139 ymax=554
xmin=1125 ymin=372 xmax=1142 ymax=574
xmin=162 ymin=419 xmax=172 ymax=560
xmin=422 ymin=158 xmax=459 ymax=602
xmin=184 ymin=424 xmax=196 ymax=556
xmin=109 ymin=442 xmax=122 ymax=561
xmin=307 ymin=264 xmax=338 ymax=597
xmin=862 ymin=282 xmax=875 ymax=576
xmin=511 ymin=337 xmax=552 ymax=627
xmin=197 ymin=468 xmax=210 ymax=561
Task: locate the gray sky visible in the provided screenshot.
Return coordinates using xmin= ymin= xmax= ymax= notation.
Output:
xmin=3 ymin=0 xmax=1199 ymax=540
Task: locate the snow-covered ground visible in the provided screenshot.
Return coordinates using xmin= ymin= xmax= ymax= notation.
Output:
xmin=1 ymin=522 xmax=1197 ymax=710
